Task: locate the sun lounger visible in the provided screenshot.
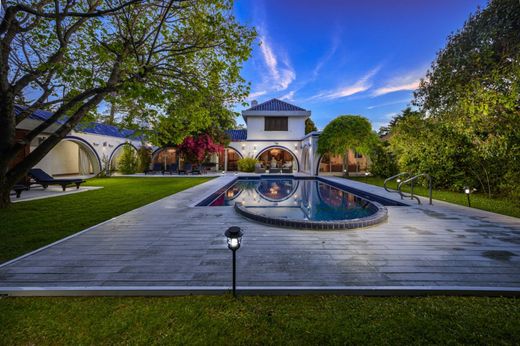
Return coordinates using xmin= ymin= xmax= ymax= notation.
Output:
xmin=145 ymin=163 xmax=164 ymax=175
xmin=29 ymin=168 xmax=85 ymax=191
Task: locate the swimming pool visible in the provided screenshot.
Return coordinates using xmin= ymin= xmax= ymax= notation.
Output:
xmin=200 ymin=178 xmax=388 ymax=229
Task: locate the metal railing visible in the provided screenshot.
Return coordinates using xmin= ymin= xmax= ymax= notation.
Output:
xmin=398 ymin=173 xmax=432 ymax=205
xmin=383 ymin=172 xmax=409 ymax=194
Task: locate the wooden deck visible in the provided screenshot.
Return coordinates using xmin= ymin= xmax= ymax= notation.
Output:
xmin=1 ymin=176 xmax=519 ymax=295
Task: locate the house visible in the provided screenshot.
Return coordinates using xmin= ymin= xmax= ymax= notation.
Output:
xmin=13 ymin=106 xmax=143 ymax=177
xmin=13 ymin=99 xmax=368 ymax=177
xmin=211 ymin=98 xmax=369 ymax=175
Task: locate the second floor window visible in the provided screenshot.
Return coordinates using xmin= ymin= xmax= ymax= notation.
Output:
xmin=265 ymin=117 xmax=288 ymax=131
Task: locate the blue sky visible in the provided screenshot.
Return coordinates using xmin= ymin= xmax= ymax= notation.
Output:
xmin=233 ymin=0 xmax=487 ymax=131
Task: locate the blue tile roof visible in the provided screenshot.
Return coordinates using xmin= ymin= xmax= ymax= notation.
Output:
xmin=225 ymin=129 xmax=247 ymax=141
xmin=15 ymin=105 xmax=137 ymax=139
xmin=246 ymin=98 xmax=307 ymax=112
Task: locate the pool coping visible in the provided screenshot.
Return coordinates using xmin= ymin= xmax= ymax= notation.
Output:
xmin=234 ymin=202 xmax=388 ymax=230
xmin=1 ymin=286 xmax=519 ymax=297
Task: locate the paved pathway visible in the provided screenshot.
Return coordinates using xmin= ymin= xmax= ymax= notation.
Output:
xmin=1 ymin=176 xmax=519 ymax=294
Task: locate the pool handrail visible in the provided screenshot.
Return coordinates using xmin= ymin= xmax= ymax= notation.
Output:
xmin=398 ymin=173 xmax=433 ymax=205
xmin=384 ymin=172 xmax=410 ymax=195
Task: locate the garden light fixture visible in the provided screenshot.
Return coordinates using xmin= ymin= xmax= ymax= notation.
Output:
xmin=224 ymin=226 xmax=243 ymax=297
xmin=464 ymin=187 xmax=476 ymax=207
xmin=365 ymin=171 xmax=370 ymax=183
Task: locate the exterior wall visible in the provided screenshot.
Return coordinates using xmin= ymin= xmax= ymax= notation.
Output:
xmin=34 ymin=140 xmax=81 ymax=175
xmin=246 ymin=116 xmax=306 ymax=140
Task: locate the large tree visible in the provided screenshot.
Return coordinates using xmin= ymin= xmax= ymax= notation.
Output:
xmin=0 ymin=0 xmax=255 ymax=207
xmin=317 ymin=115 xmax=378 ymax=175
xmin=413 ymin=0 xmax=520 ymax=196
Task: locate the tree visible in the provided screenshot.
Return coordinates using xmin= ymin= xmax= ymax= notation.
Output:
xmin=317 ymin=115 xmax=378 ymax=176
xmin=117 ymin=145 xmax=138 ymax=174
xmin=0 ymin=0 xmax=256 ymax=207
xmin=177 ymin=134 xmax=223 ymax=164
xmin=305 ymin=118 xmax=317 ymax=134
xmin=413 ymin=0 xmax=520 ymax=196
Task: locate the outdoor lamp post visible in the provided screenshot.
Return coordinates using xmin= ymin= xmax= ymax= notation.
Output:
xmin=225 ymin=226 xmax=243 ymax=297
xmin=364 ymin=171 xmax=370 ymax=183
xmin=464 ymin=187 xmax=476 ymax=207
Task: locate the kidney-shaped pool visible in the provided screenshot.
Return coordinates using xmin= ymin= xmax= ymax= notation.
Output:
xmin=199 ymin=178 xmax=388 ymax=230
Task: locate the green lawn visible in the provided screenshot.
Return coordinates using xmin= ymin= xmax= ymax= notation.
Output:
xmin=348 ymin=176 xmax=520 ymax=218
xmin=0 ymin=296 xmax=518 ymax=345
xmin=1 ymin=177 xmax=213 ymax=263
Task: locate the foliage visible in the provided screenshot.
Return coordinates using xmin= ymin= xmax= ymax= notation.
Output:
xmin=318 ymin=115 xmax=378 ymax=156
xmin=305 ymin=118 xmax=318 ymax=134
xmin=137 ymin=146 xmax=152 ymax=173
xmin=369 ymin=141 xmax=399 ymax=178
xmin=177 ymin=134 xmax=223 ymax=164
xmin=349 ymin=176 xmax=520 ymax=218
xmin=237 ymin=157 xmax=258 ymax=172
xmin=1 ymin=177 xmax=212 ymax=263
xmin=411 ymin=0 xmax=520 ymax=196
xmin=0 ymin=0 xmax=256 ymax=207
xmin=318 ymin=115 xmax=378 ymax=176
xmin=117 ymin=145 xmax=138 ymax=174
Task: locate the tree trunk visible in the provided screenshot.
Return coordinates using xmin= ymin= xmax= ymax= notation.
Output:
xmin=0 ymin=92 xmax=17 ymax=208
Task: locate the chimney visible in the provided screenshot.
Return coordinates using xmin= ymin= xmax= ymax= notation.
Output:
xmin=251 ymin=100 xmax=258 ymax=107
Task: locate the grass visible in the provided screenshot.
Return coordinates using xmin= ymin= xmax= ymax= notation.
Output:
xmin=1 ymin=177 xmax=213 ymax=263
xmin=0 ymin=296 xmax=519 ymax=345
xmin=348 ymin=176 xmax=520 ymax=218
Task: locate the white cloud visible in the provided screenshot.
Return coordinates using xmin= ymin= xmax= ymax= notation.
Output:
xmin=372 ymin=67 xmax=427 ymax=96
xmin=311 ymin=34 xmax=340 ymax=78
xmin=310 ymin=66 xmax=381 ymax=101
xmin=259 ymin=33 xmax=295 ymax=91
xmin=372 ymin=80 xmax=420 ymax=96
xmin=279 ymin=90 xmax=295 ymax=101
xmin=367 ymin=98 xmax=411 ymax=109
xmin=248 ymin=90 xmax=267 ymax=100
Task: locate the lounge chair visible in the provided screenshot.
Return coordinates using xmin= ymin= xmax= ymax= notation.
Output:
xmin=164 ymin=163 xmax=178 ymax=175
xmin=29 ymin=168 xmax=85 ymax=191
xmin=269 ymin=168 xmax=282 ymax=173
xmin=254 ymin=163 xmax=266 ymax=174
xmin=145 ymin=163 xmax=164 ymax=175
xmin=191 ymin=164 xmax=201 ymax=175
xmin=179 ymin=162 xmax=192 ymax=175
xmin=11 ymin=184 xmax=27 ymax=198
xmin=282 ymin=162 xmax=293 ymax=174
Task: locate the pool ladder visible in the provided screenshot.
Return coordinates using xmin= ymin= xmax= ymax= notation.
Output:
xmin=384 ymin=172 xmax=432 ymax=205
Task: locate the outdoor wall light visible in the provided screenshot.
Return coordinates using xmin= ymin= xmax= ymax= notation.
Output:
xmin=224 ymin=226 xmax=243 ymax=297
xmin=241 ymin=144 xmax=245 ymax=150
xmin=464 ymin=187 xmax=476 ymax=207
xmin=103 ymin=142 xmax=107 ymax=147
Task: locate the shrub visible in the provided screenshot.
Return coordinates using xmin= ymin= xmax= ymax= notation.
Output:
xmin=118 ymin=145 xmax=138 ymax=174
xmin=237 ymin=157 xmax=258 ymax=172
xmin=137 ymin=146 xmax=152 ymax=172
xmin=369 ymin=142 xmax=399 ymax=178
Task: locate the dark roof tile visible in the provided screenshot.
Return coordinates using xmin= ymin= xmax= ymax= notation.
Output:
xmin=246 ymin=98 xmax=307 ymax=112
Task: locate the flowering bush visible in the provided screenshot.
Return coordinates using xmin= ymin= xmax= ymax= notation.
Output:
xmin=177 ymin=134 xmax=223 ymax=164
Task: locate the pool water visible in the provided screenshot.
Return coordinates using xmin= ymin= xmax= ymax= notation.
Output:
xmin=208 ymin=178 xmax=377 ymax=221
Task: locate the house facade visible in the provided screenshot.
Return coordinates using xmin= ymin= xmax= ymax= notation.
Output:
xmin=14 ymin=99 xmax=369 ymax=177
xmin=215 ymin=99 xmax=369 ymax=175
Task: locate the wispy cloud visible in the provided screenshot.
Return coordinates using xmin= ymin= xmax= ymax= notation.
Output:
xmin=258 ymin=31 xmax=295 ymax=91
xmin=311 ymin=33 xmax=341 ymax=79
xmin=367 ymin=98 xmax=411 ymax=109
xmin=248 ymin=90 xmax=267 ymax=100
xmin=372 ymin=67 xmax=426 ymax=96
xmin=309 ymin=66 xmax=381 ymax=101
xmin=279 ymin=90 xmax=296 ymax=101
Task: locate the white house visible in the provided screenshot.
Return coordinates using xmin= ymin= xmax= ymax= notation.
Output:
xmin=13 ymin=99 xmax=368 ymax=177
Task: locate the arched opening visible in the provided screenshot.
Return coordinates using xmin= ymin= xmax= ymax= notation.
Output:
xmin=152 ymin=147 xmax=178 ymax=170
xmin=109 ymin=143 xmax=138 ymax=173
xmin=217 ymin=147 xmax=242 ymax=171
xmin=256 ymin=146 xmax=299 ymax=172
xmin=317 ymin=151 xmax=369 ymax=176
xmin=33 ymin=136 xmax=101 ymax=177
xmin=316 ymin=153 xmax=345 ymax=175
